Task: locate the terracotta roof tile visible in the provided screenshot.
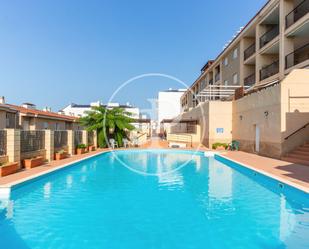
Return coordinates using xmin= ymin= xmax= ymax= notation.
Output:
xmin=6 ymin=104 xmax=78 ymax=122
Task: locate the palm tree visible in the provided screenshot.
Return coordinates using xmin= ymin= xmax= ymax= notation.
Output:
xmin=80 ymin=106 xmax=135 ymax=148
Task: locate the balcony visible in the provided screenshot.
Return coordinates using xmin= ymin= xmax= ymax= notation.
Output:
xmin=215 ymin=73 xmax=220 ymax=82
xmin=260 ymin=60 xmax=279 ymax=81
xmin=286 ymin=0 xmax=309 ymax=29
xmin=244 ymin=73 xmax=256 ymax=86
xmin=285 ymin=43 xmax=309 ymax=69
xmin=260 ymin=26 xmax=279 ymax=48
xmin=244 ymin=43 xmax=256 ymax=60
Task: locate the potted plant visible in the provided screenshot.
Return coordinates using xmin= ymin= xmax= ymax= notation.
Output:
xmin=88 ymin=144 xmax=96 ymax=151
xmin=23 ymin=156 xmax=44 ymax=169
xmin=76 ymin=144 xmax=87 ymax=155
xmin=0 ymin=161 xmax=19 ymax=177
xmin=54 ymin=150 xmax=67 ymax=160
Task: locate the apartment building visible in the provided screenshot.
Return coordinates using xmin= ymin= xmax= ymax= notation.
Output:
xmin=174 ymin=0 xmax=309 ymax=160
xmin=157 ymin=89 xmax=186 ymax=133
xmin=1 ymin=100 xmax=80 ymax=130
xmin=0 ymin=98 xmax=18 ymax=129
xmin=62 ymin=101 xmax=140 ymax=119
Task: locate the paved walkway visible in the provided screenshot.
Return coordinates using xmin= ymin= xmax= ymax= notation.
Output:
xmin=221 ymin=151 xmax=309 ymax=191
xmin=0 ymin=141 xmax=308 ymax=193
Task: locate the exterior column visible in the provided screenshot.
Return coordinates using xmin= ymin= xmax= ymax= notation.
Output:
xmin=82 ymin=130 xmax=88 ymax=145
xmin=6 ymin=129 xmax=21 ymax=166
xmin=44 ymin=130 xmax=54 ymax=162
xmin=93 ymin=130 xmax=98 ymax=148
xmin=67 ymin=130 xmax=75 ymax=155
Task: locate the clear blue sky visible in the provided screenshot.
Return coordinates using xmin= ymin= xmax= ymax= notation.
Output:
xmin=0 ymin=0 xmax=266 ymax=111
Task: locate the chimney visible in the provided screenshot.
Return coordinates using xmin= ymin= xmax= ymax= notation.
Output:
xmin=0 ymin=96 xmax=5 ymax=104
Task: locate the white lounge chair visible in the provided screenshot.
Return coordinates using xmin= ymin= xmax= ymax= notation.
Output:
xmin=109 ymin=139 xmax=118 ymax=149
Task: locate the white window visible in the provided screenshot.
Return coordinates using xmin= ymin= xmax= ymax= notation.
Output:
xmin=224 ymin=57 xmax=228 ymax=66
xmin=233 ymin=73 xmax=238 ymax=84
xmin=224 ymin=80 xmax=228 ymax=86
xmin=233 ymin=48 xmax=238 ymax=59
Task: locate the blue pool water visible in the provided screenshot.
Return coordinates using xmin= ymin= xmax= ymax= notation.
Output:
xmin=0 ymin=150 xmax=308 ymax=249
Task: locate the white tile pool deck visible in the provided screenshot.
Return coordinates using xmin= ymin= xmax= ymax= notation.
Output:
xmin=0 ymin=142 xmax=308 ymax=194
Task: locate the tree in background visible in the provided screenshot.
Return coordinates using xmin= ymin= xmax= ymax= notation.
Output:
xmin=80 ymin=106 xmax=135 ymax=148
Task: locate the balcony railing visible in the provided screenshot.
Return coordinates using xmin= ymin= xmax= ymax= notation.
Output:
xmin=260 ymin=60 xmax=279 ymax=81
xmin=196 ymin=85 xmax=251 ymax=102
xmin=285 ymin=43 xmax=309 ymax=69
xmin=244 ymin=73 xmax=256 ymax=86
xmin=260 ymin=25 xmax=279 ymax=48
xmin=286 ymin=0 xmax=309 ymax=29
xmin=244 ymin=43 xmax=256 ymax=60
xmin=215 ymin=73 xmax=220 ymax=82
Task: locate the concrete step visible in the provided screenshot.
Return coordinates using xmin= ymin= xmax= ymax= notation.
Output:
xmin=292 ymin=150 xmax=309 ymax=156
xmin=298 ymin=147 xmax=309 ymax=152
xmin=281 ymin=157 xmax=309 ymax=166
xmin=287 ymin=153 xmax=309 ymax=161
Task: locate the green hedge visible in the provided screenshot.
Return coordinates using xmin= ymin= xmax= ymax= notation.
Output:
xmin=212 ymin=142 xmax=228 ymax=150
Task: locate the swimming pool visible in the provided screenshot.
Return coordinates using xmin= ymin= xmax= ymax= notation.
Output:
xmin=0 ymin=149 xmax=308 ymax=249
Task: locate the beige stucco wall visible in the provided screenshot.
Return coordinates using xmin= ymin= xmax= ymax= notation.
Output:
xmin=174 ymin=101 xmax=233 ymax=148
xmin=222 ymin=43 xmax=241 ymax=86
xmin=280 ymin=69 xmax=309 ymax=154
xmin=232 ymin=83 xmax=282 ymax=158
xmin=232 ymin=69 xmax=309 ymax=158
xmin=19 ymin=116 xmax=76 ymax=130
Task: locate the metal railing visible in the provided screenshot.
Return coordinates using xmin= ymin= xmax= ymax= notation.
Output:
xmin=170 ymin=123 xmax=197 ymax=134
xmin=0 ymin=130 xmax=7 ymax=156
xmin=196 ymin=85 xmax=251 ymax=102
xmin=244 ymin=43 xmax=256 ymax=60
xmin=285 ymin=122 xmax=309 ymax=140
xmin=260 ymin=60 xmax=279 ymax=81
xmin=244 ymin=73 xmax=256 ymax=86
xmin=20 ymin=130 xmax=45 ymax=153
xmin=54 ymin=131 xmax=68 ymax=149
xmin=74 ymin=130 xmax=83 ymax=147
xmin=260 ymin=25 xmax=279 ymax=48
xmin=286 ymin=0 xmax=309 ymax=29
xmin=285 ymin=43 xmax=309 ymax=69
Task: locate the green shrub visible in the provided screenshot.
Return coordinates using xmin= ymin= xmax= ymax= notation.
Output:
xmin=98 ymin=129 xmax=107 ymax=148
xmin=76 ymin=144 xmax=87 ymax=149
xmin=212 ymin=142 xmax=228 ymax=150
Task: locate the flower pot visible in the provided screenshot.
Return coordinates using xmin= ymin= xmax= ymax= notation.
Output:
xmin=76 ymin=148 xmax=86 ymax=155
xmin=54 ymin=152 xmax=67 ymax=161
xmin=0 ymin=162 xmax=19 ymax=177
xmin=23 ymin=156 xmax=44 ymax=169
xmin=88 ymin=145 xmax=96 ymax=152
xmin=215 ymin=146 xmax=226 ymax=151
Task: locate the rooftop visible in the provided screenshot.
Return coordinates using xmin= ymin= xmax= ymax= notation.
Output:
xmin=6 ymin=104 xmax=78 ymax=122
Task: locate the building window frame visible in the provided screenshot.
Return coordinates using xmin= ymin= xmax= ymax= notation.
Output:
xmin=233 ymin=48 xmax=238 ymax=59
xmin=233 ymin=73 xmax=238 ymax=84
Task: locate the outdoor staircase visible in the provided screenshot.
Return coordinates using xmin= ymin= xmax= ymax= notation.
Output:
xmin=282 ymin=142 xmax=309 ymax=166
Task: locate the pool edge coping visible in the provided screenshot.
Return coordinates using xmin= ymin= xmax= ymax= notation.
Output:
xmin=0 ymin=150 xmax=109 ymax=197
xmin=0 ymin=149 xmax=308 ymax=198
xmin=216 ymin=154 xmax=309 ymax=194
